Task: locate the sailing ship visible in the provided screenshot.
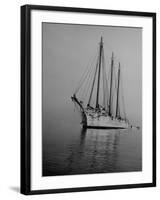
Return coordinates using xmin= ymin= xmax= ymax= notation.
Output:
xmin=71 ymin=37 xmax=130 ymax=129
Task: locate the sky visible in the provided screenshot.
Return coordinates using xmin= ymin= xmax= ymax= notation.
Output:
xmin=42 ymin=22 xmax=142 ymax=126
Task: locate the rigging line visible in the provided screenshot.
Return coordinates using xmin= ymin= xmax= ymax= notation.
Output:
xmin=121 ymin=80 xmax=126 ymax=120
xmin=82 ymin=75 xmax=94 ymax=105
xmin=74 ymin=46 xmax=99 ymax=94
xmin=85 ymin=61 xmax=97 ymax=99
xmin=104 ymin=74 xmax=110 ymax=112
xmin=81 ymin=59 xmax=97 ymax=103
xmin=96 ymin=37 xmax=103 ymax=109
xmin=119 ymin=66 xmax=126 ymax=120
xmin=77 ymin=61 xmax=95 ymax=98
xmin=106 ymin=54 xmax=111 ymax=79
xmin=74 ymin=101 xmax=81 ymax=114
xmin=88 ymin=56 xmax=99 ymax=106
xmin=92 ymin=91 xmax=96 ymax=108
xmin=110 ymin=64 xmax=118 ymax=115
xmin=102 ymin=48 xmax=108 ymax=109
xmin=74 ymin=61 xmax=91 ymax=95
xmin=113 ymin=63 xmax=118 ymax=90
xmin=107 ymin=67 xmax=111 ymax=93
xmin=105 ymin=87 xmax=109 ymax=110
xmin=76 ymin=46 xmax=98 ymax=88
xmin=116 ymin=63 xmax=120 ymax=118
xmin=122 ymin=74 xmax=126 ymax=119
xmin=109 ymin=52 xmax=114 ymax=116
xmin=75 ymin=58 xmax=96 ymax=95
xmin=111 ymin=69 xmax=119 ymax=117
xmin=102 ymin=48 xmax=105 ymax=108
xmin=103 ymin=53 xmax=110 ymax=102
xmin=77 ymin=50 xmax=98 ymax=98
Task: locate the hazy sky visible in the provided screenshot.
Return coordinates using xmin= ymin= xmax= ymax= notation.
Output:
xmin=42 ymin=23 xmax=142 ymax=126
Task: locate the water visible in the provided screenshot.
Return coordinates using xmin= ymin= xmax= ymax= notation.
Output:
xmin=42 ymin=112 xmax=142 ymax=176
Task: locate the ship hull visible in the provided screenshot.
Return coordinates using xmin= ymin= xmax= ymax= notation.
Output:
xmin=83 ymin=114 xmax=129 ymax=129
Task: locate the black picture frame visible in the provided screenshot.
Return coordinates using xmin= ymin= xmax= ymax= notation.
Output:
xmin=21 ymin=4 xmax=156 ymax=195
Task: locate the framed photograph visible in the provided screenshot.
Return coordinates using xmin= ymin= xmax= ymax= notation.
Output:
xmin=21 ymin=4 xmax=156 ymax=195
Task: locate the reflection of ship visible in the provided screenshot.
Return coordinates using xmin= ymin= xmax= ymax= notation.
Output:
xmin=71 ymin=37 xmax=130 ymax=129
xmin=66 ymin=128 xmax=123 ymax=174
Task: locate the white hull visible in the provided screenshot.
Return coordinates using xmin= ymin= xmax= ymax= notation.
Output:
xmin=84 ymin=113 xmax=129 ymax=129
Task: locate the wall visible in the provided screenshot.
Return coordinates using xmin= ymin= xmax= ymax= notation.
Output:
xmin=0 ymin=0 xmax=159 ymax=199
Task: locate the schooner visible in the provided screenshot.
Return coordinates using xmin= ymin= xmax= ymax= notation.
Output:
xmin=71 ymin=37 xmax=130 ymax=129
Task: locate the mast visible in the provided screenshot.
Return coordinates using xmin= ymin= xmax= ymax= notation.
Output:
xmin=96 ymin=37 xmax=103 ymax=109
xmin=116 ymin=63 xmax=120 ymax=118
xmin=109 ymin=52 xmax=114 ymax=116
xmin=102 ymin=48 xmax=106 ymax=110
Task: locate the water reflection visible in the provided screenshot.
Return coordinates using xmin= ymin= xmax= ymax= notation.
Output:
xmin=43 ymin=127 xmax=142 ymax=176
xmin=63 ymin=128 xmax=141 ymax=175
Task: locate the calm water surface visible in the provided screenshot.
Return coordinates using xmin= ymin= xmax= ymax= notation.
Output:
xmin=43 ymin=113 xmax=142 ymax=176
